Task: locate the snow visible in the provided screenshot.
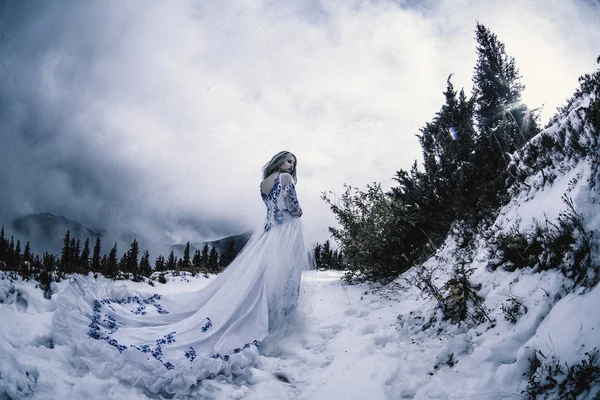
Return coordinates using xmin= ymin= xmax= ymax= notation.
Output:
xmin=1 ymin=251 xmax=599 ymax=400
xmin=2 ymin=106 xmax=600 ymax=398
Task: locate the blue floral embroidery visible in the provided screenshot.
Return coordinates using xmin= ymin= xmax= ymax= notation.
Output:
xmin=88 ymin=294 xmax=175 ymax=368
xmin=283 ymin=183 xmax=303 ymax=217
xmin=211 ymin=340 xmax=261 ymax=361
xmin=107 ymin=338 xmax=128 ymax=353
xmin=133 ymin=305 xmax=146 ymax=315
xmin=200 ymin=317 xmax=212 ymax=332
xmin=184 ymin=347 xmax=197 ymax=362
xmin=130 ymin=331 xmax=177 ymax=370
xmin=262 ymin=174 xmax=284 ymax=231
xmin=88 ymin=294 xmax=258 ymax=370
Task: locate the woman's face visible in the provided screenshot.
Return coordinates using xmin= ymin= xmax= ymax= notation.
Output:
xmin=279 ymin=155 xmax=296 ymax=174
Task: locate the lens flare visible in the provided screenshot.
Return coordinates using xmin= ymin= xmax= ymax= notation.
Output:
xmin=448 ymin=127 xmax=459 ymax=141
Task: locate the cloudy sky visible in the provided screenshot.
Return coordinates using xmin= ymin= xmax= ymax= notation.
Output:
xmin=1 ymin=0 xmax=599 ymax=256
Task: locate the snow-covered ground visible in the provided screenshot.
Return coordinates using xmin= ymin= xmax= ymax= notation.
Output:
xmin=1 ymin=226 xmax=599 ymax=400
xmin=2 ymin=101 xmax=600 ymax=399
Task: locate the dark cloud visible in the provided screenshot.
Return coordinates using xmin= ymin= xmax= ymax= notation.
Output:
xmin=1 ymin=0 xmax=599 ymax=258
xmin=0 ymin=1 xmax=232 ymax=256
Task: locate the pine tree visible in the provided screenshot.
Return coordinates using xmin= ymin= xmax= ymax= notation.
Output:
xmin=471 ymin=23 xmax=539 ymax=218
xmin=40 ymin=252 xmax=56 ymax=298
xmin=119 ymin=252 xmax=128 ymax=274
xmin=208 ymin=246 xmax=218 ymax=273
xmin=472 ymin=23 xmax=537 ymax=150
xmin=126 ymin=239 xmax=140 ymax=275
xmin=9 ymin=237 xmax=16 ymax=269
xmin=139 ymin=250 xmax=152 ymax=278
xmin=192 ymin=250 xmax=202 ymax=275
xmin=314 ymin=243 xmax=322 ymax=269
xmin=100 ymin=254 xmax=108 ymax=275
xmin=337 ymin=250 xmax=344 ymax=270
xmin=60 ymin=232 xmax=72 ymax=274
xmin=15 ymin=240 xmax=21 ymax=267
xmin=218 ymin=240 xmax=236 ymax=270
xmin=182 ymin=242 xmax=191 ymax=271
xmin=321 ymin=240 xmax=332 ymax=269
xmin=20 ymin=241 xmax=31 ymax=279
xmin=200 ymin=244 xmax=209 ymax=272
xmin=166 ymin=250 xmax=177 ymax=271
xmin=80 ymin=238 xmax=91 ymax=274
xmin=414 ymin=76 xmax=479 ymax=233
xmin=154 ymin=255 xmax=165 ymax=272
xmin=91 ymin=237 xmax=101 ymax=272
xmin=70 ymin=238 xmax=81 ymax=272
xmin=0 ymin=226 xmax=7 ymax=266
xmin=105 ymin=243 xmax=119 ymax=279
xmin=23 ymin=241 xmax=32 ymax=264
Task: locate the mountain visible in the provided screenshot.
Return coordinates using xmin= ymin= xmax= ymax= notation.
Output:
xmin=11 ymin=213 xmax=102 ymax=254
xmin=9 ymin=211 xmax=253 ymax=259
xmin=171 ymin=231 xmax=253 ymax=256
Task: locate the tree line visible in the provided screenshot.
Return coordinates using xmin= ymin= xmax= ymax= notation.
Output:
xmin=314 ymin=240 xmax=344 ymax=270
xmin=0 ymin=226 xmax=238 ymax=294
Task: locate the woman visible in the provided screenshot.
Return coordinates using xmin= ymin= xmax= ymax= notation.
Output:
xmin=53 ymin=151 xmax=314 ymax=394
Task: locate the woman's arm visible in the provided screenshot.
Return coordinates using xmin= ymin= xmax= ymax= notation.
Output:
xmin=280 ymin=173 xmax=303 ymax=217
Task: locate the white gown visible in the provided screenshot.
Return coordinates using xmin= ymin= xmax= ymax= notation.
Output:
xmin=52 ymin=172 xmax=313 ymax=394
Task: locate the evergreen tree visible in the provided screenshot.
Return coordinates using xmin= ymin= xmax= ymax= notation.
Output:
xmin=154 ymin=255 xmax=165 ymax=272
xmin=166 ymin=250 xmax=177 ymax=271
xmin=125 ymin=239 xmax=140 ymax=275
xmin=70 ymin=238 xmax=81 ymax=272
xmin=218 ymin=240 xmax=236 ymax=270
xmin=105 ymin=243 xmax=119 ymax=279
xmin=471 ymin=23 xmax=540 ymax=217
xmin=200 ymin=244 xmax=209 ymax=272
xmin=0 ymin=226 xmax=7 ymax=266
xmin=139 ymin=250 xmax=152 ymax=277
xmin=182 ymin=242 xmax=191 ymax=271
xmin=321 ymin=240 xmax=332 ymax=269
xmin=40 ymin=252 xmax=56 ymax=298
xmin=15 ymin=240 xmax=21 ymax=267
xmin=337 ymin=250 xmax=344 ymax=270
xmin=23 ymin=241 xmax=32 ymax=264
xmin=473 ymin=23 xmax=524 ymax=132
xmin=19 ymin=241 xmax=31 ymax=279
xmin=91 ymin=237 xmax=101 ymax=272
xmin=192 ymin=250 xmax=202 ymax=275
xmin=472 ymin=23 xmax=539 ymax=147
xmin=314 ymin=243 xmax=322 ymax=269
xmin=332 ymin=249 xmax=339 ymax=270
xmin=9 ymin=237 xmax=15 ymax=268
xmin=208 ymin=246 xmax=218 ymax=273
xmin=60 ymin=231 xmax=72 ymax=275
xmin=100 ymin=254 xmax=108 ymax=275
xmin=415 ymin=76 xmax=479 ymax=232
xmin=80 ymin=238 xmax=91 ymax=274
xmin=119 ymin=252 xmax=128 ymax=274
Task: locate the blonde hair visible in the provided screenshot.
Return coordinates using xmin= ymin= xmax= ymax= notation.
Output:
xmin=262 ymin=151 xmax=297 ymax=183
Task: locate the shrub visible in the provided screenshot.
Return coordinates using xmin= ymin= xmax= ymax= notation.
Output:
xmin=409 ymin=249 xmax=492 ymax=327
xmin=322 ymin=184 xmax=419 ymax=283
xmin=525 ymin=348 xmax=600 ymax=399
xmin=490 ymin=196 xmax=599 ymax=289
xmin=501 ymin=297 xmax=527 ymax=323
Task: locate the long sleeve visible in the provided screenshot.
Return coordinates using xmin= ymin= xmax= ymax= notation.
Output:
xmin=280 ymin=173 xmax=303 ymax=217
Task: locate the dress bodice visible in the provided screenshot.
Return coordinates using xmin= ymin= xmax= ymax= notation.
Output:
xmin=261 ymin=173 xmax=303 ymax=231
